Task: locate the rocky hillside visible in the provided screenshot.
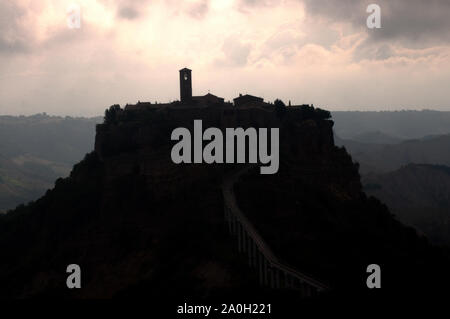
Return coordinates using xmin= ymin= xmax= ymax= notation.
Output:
xmin=364 ymin=164 xmax=450 ymax=245
xmin=0 ymin=103 xmax=448 ymax=304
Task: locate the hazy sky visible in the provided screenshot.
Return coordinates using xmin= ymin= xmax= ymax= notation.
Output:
xmin=1 ymin=0 xmax=450 ymax=116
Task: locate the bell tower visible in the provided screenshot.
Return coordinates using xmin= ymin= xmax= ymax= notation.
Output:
xmin=179 ymin=68 xmax=192 ymax=103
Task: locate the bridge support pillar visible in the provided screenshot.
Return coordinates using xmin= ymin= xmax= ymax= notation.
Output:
xmin=227 ymin=209 xmax=232 ymax=234
xmin=258 ymin=251 xmax=263 ymax=285
xmin=269 ymin=267 xmax=275 ymax=289
xmin=237 ymin=223 xmax=242 ymax=252
xmin=251 ymin=241 xmax=257 ymax=267
xmin=230 ymin=213 xmax=233 ymax=234
xmin=284 ymin=272 xmax=291 ymax=289
xmin=242 ymin=229 xmax=247 ymax=253
xmin=275 ymin=269 xmax=280 ymax=288
xmin=263 ymin=259 xmax=268 ymax=286
xmin=247 ymin=235 xmax=252 ymax=266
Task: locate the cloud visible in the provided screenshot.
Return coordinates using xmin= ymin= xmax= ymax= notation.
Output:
xmin=117 ymin=5 xmax=140 ymax=19
xmin=216 ymin=36 xmax=252 ymax=67
xmin=187 ymin=0 xmax=209 ymax=19
xmin=113 ymin=0 xmax=152 ymax=20
xmin=1 ymin=0 xmax=450 ymax=116
xmin=302 ymin=0 xmax=450 ymax=47
xmin=0 ymin=2 xmax=32 ymax=54
xmin=355 ymin=42 xmax=394 ymax=61
xmin=237 ymin=0 xmax=281 ymax=8
xmin=111 ymin=0 xmax=210 ymax=20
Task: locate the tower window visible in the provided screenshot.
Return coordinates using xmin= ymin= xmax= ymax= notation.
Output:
xmin=184 ymin=74 xmax=188 ymax=81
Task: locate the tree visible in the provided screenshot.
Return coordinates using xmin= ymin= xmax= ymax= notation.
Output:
xmin=315 ymin=108 xmax=331 ymax=119
xmin=274 ymin=99 xmax=286 ymax=108
xmin=274 ymin=99 xmax=286 ymax=118
xmin=104 ymin=104 xmax=121 ymax=125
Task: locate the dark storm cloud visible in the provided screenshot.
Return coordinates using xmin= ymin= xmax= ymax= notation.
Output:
xmin=238 ymin=0 xmax=450 ymax=50
xmin=0 ymin=2 xmax=32 ymax=54
xmin=302 ymin=0 xmax=450 ymax=47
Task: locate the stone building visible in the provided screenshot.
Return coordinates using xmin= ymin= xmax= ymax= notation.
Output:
xmin=233 ymin=94 xmax=264 ymax=107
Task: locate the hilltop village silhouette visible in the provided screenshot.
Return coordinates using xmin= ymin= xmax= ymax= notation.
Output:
xmin=124 ymin=68 xmax=311 ymax=110
xmin=2 ymin=66 xmax=449 ymax=304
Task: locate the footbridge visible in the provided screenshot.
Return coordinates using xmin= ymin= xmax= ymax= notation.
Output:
xmin=222 ymin=166 xmax=329 ymax=296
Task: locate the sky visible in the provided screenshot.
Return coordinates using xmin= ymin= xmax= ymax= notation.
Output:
xmin=1 ymin=0 xmax=450 ymax=116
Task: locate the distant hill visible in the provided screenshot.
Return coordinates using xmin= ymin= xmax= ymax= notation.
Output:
xmin=332 ymin=110 xmax=450 ymax=140
xmin=350 ymin=131 xmax=403 ymax=144
xmin=334 ymin=135 xmax=384 ymax=153
xmin=0 ymin=153 xmax=59 ymax=212
xmin=337 ymin=134 xmax=450 ymax=174
xmin=363 ymin=164 xmax=450 ymax=245
xmin=0 ymin=114 xmax=102 ymax=211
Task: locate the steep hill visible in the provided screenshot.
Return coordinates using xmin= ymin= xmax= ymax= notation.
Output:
xmin=0 ymin=104 xmax=448 ymax=304
xmin=363 ymin=164 xmax=450 ymax=245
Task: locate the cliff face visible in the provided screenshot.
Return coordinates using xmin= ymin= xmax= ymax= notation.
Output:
xmin=0 ymin=103 xmax=447 ymax=301
xmin=93 ymin=105 xmax=351 ymax=202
